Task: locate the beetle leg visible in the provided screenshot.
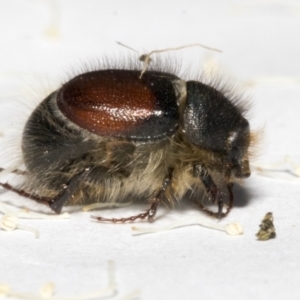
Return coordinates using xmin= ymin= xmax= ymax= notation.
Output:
xmin=0 ymin=182 xmax=51 ymax=206
xmin=226 ymin=182 xmax=234 ymax=216
xmin=193 ymin=164 xmax=233 ymax=218
xmin=48 ymin=169 xmax=90 ymax=214
xmin=0 ymin=167 xmax=27 ymax=175
xmin=0 ymin=168 xmax=90 ymax=214
xmin=92 ymin=168 xmax=173 ymax=223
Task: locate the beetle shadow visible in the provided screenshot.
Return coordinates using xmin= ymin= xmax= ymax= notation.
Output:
xmin=0 ymin=182 xmax=253 ymax=219
xmin=174 ymin=182 xmax=253 ymax=214
xmin=231 ymin=183 xmax=252 ymax=208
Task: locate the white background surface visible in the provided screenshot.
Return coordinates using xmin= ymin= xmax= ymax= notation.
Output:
xmin=0 ymin=1 xmax=300 ymax=299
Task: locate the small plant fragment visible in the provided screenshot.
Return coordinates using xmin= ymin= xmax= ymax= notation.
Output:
xmin=256 ymin=212 xmax=276 ymax=241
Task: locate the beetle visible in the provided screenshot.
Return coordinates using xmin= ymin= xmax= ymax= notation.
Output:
xmin=0 ymin=55 xmax=253 ymax=222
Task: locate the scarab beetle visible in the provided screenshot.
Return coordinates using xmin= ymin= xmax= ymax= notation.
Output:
xmin=0 ymin=56 xmax=253 ymax=222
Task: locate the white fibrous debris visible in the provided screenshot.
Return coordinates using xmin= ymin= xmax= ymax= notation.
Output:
xmin=132 ymin=217 xmax=243 ymax=236
xmin=0 ymin=261 xmax=140 ymax=300
xmin=244 ymin=75 xmax=300 ymax=87
xmin=116 ymin=41 xmax=222 ymax=79
xmin=0 ymin=214 xmax=18 ymax=231
xmin=0 ymin=284 xmax=11 ymax=296
xmin=82 ymin=201 xmax=133 ymax=212
xmin=252 ymin=156 xmax=300 ymax=181
xmin=225 ymin=222 xmax=243 ymax=235
xmin=0 ymin=213 xmax=39 ymax=238
xmin=0 ymin=201 xmax=70 ymax=238
xmin=117 ymin=290 xmax=141 ymax=300
xmin=43 ymin=0 xmax=61 ymax=40
xmin=39 ymin=282 xmax=55 ymax=298
xmin=15 ymin=209 xmax=70 ymax=220
xmin=0 ymin=201 xmax=70 ymax=219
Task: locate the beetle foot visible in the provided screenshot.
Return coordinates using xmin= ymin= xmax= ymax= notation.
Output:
xmin=91 ymin=201 xmax=159 ymax=223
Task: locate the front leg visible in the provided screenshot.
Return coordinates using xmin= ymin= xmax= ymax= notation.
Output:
xmin=193 ymin=164 xmax=233 ymax=218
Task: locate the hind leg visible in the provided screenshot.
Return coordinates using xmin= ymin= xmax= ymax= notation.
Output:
xmin=0 ymin=167 xmax=27 ymax=175
xmin=0 ymin=182 xmax=50 ymax=206
xmin=92 ymin=168 xmax=173 ymax=223
xmin=0 ymin=168 xmax=90 ymax=214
